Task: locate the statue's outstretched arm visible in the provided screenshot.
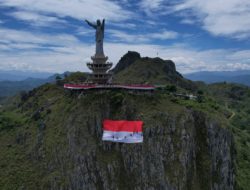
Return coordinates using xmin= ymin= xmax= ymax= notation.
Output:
xmin=102 ymin=19 xmax=105 ymax=30
xmin=102 ymin=19 xmax=105 ymax=37
xmin=85 ymin=20 xmax=97 ymax=29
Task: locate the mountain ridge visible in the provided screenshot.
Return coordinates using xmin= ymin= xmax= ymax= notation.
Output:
xmin=0 ymin=72 xmax=71 ymax=98
xmin=185 ymin=70 xmax=250 ymax=86
xmin=112 ymin=51 xmax=196 ymax=91
xmin=0 ymin=52 xmax=249 ymax=189
xmin=0 ymin=70 xmax=55 ymax=81
xmin=0 ymin=82 xmax=235 ymax=189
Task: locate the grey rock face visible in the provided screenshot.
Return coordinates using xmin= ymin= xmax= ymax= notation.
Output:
xmin=112 ymin=51 xmax=141 ymax=74
xmin=40 ymin=95 xmax=235 ymax=190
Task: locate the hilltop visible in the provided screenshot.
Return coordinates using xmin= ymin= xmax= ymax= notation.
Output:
xmin=0 ymin=52 xmax=249 ymax=190
xmin=0 ymin=72 xmax=71 ymax=100
xmin=113 ymin=51 xmax=196 ymax=90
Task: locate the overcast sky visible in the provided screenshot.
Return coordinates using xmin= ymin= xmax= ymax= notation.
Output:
xmin=0 ymin=0 xmax=250 ymax=74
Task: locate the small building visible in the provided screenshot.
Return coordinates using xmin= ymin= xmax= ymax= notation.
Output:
xmin=174 ymin=93 xmax=197 ymax=100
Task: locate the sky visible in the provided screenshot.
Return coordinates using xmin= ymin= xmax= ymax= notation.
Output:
xmin=0 ymin=0 xmax=250 ymax=74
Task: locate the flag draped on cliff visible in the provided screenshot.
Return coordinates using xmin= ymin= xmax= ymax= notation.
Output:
xmin=102 ymin=120 xmax=143 ymax=143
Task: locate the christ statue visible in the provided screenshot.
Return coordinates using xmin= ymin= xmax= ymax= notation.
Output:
xmin=85 ymin=19 xmax=105 ymax=56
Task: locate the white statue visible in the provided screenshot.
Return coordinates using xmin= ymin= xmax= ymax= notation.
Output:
xmin=85 ymin=19 xmax=105 ymax=56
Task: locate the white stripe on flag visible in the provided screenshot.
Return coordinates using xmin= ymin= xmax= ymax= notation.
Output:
xmin=102 ymin=130 xmax=143 ymax=143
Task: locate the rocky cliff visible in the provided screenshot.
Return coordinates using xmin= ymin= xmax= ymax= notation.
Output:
xmin=112 ymin=51 xmax=141 ymax=74
xmin=112 ymin=51 xmax=196 ymax=91
xmin=0 ymin=84 xmax=235 ymax=190
xmin=0 ymin=53 xmax=240 ymax=190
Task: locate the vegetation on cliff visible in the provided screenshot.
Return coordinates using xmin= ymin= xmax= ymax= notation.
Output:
xmin=0 ymin=52 xmax=249 ymax=189
xmin=205 ymin=83 xmax=250 ymax=189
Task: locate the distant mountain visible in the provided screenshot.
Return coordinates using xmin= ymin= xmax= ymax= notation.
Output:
xmin=0 ymin=72 xmax=71 ymax=97
xmin=0 ymin=78 xmax=53 ymax=97
xmin=184 ymin=70 xmax=250 ymax=86
xmin=1 ymin=52 xmax=250 ymax=190
xmin=0 ymin=54 xmax=237 ymax=190
xmin=0 ymin=70 xmax=54 ymax=81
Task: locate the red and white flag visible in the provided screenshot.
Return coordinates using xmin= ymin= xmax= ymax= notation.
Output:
xmin=102 ymin=120 xmax=143 ymax=143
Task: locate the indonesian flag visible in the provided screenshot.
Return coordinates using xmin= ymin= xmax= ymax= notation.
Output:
xmin=102 ymin=120 xmax=143 ymax=143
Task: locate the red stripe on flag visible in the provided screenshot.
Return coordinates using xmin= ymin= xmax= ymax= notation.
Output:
xmin=103 ymin=120 xmax=143 ymax=132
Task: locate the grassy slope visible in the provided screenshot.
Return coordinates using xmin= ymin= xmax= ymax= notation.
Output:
xmin=0 ymin=84 xmax=76 ymax=189
xmin=113 ymin=58 xmax=193 ymax=87
xmin=202 ymin=83 xmax=250 ymax=189
xmin=0 ymin=78 xmax=52 ymax=97
xmin=0 ymin=80 xmax=230 ymax=189
xmin=0 ymin=68 xmax=249 ymax=189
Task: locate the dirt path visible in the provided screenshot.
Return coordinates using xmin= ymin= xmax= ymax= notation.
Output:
xmin=225 ymin=102 xmax=236 ymax=120
xmin=229 ymin=110 xmax=235 ymax=120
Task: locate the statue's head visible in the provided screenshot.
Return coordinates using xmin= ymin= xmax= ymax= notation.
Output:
xmin=97 ymin=19 xmax=101 ymax=26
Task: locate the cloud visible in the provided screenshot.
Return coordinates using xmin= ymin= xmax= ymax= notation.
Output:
xmin=173 ymin=0 xmax=250 ymax=39
xmin=180 ymin=18 xmax=195 ymax=25
xmin=108 ymin=30 xmax=148 ymax=43
xmin=8 ymin=11 xmax=67 ymax=27
xmin=0 ymin=51 xmax=90 ymax=72
xmin=150 ymin=31 xmax=178 ymax=40
xmin=0 ymin=27 xmax=249 ymax=74
xmin=0 ymin=0 xmax=249 ymax=76
xmin=139 ymin=0 xmax=250 ymax=39
xmin=0 ymin=27 xmax=93 ymax=72
xmin=108 ymin=29 xmax=178 ymax=43
xmin=139 ymin=0 xmax=164 ymax=14
xmin=0 ymin=28 xmax=80 ymax=50
xmin=0 ymin=0 xmax=134 ymax=22
xmin=227 ymin=50 xmax=250 ymax=62
xmin=75 ymin=27 xmax=94 ymax=37
xmin=109 ymin=22 xmax=137 ymax=30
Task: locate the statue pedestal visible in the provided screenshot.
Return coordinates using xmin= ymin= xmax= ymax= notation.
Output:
xmin=87 ymin=54 xmax=113 ymax=84
xmin=91 ymin=55 xmax=108 ymax=63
